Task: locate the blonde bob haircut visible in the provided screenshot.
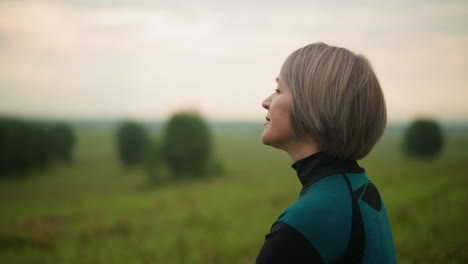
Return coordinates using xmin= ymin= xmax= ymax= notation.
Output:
xmin=280 ymin=42 xmax=386 ymax=160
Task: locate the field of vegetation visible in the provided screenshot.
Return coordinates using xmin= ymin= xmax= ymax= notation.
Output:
xmin=0 ymin=123 xmax=467 ymax=264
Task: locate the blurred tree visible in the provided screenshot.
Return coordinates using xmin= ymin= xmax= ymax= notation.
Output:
xmin=162 ymin=112 xmax=212 ymax=177
xmin=26 ymin=124 xmax=51 ymax=168
xmin=0 ymin=118 xmax=14 ymax=175
xmin=7 ymin=120 xmax=30 ymax=173
xmin=116 ymin=121 xmax=149 ymax=167
xmin=0 ymin=118 xmax=77 ymax=178
xmin=403 ymin=119 xmax=444 ymax=158
xmin=49 ymin=124 xmax=75 ymax=162
xmin=0 ymin=119 xmax=49 ymax=176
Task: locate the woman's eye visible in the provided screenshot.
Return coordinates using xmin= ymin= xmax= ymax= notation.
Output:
xmin=275 ymin=89 xmax=281 ymax=94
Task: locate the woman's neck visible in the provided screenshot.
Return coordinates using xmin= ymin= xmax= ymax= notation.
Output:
xmin=284 ymin=137 xmax=320 ymax=162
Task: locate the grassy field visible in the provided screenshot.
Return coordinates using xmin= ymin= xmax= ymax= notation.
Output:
xmin=0 ymin=123 xmax=467 ymax=264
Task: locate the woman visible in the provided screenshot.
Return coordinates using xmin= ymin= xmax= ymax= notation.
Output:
xmin=255 ymin=43 xmax=397 ymax=264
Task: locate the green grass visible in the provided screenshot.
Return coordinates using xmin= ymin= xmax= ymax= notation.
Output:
xmin=0 ymin=125 xmax=467 ymax=263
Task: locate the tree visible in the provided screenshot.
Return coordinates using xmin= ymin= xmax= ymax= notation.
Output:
xmin=26 ymin=124 xmax=51 ymax=168
xmin=162 ymin=112 xmax=212 ymax=177
xmin=402 ymin=119 xmax=444 ymax=158
xmin=116 ymin=121 xmax=149 ymax=167
xmin=0 ymin=118 xmax=77 ymax=178
xmin=4 ymin=120 xmax=31 ymax=173
xmin=49 ymin=124 xmax=75 ymax=162
xmin=0 ymin=118 xmax=16 ymax=175
xmin=0 ymin=119 xmax=52 ymax=176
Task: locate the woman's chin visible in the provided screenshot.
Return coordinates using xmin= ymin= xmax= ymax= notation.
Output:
xmin=261 ymin=134 xmax=280 ymax=148
xmin=260 ymin=131 xmax=271 ymax=146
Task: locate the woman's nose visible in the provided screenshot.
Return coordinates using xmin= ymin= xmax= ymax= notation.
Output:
xmin=262 ymin=96 xmax=270 ymax=110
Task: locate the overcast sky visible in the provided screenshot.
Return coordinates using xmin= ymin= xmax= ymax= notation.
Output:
xmin=0 ymin=0 xmax=467 ymax=122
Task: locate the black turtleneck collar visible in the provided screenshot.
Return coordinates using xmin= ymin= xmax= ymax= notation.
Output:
xmin=292 ymin=151 xmax=364 ymax=188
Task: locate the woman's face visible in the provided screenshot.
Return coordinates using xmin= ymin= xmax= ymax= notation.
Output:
xmin=261 ymin=77 xmax=296 ymax=150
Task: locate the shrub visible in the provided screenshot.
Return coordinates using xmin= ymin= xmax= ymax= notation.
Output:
xmin=162 ymin=112 xmax=212 ymax=177
xmin=402 ymin=119 xmax=444 ymax=158
xmin=116 ymin=121 xmax=149 ymax=167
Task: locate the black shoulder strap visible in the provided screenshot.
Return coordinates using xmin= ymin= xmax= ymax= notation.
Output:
xmin=338 ymin=174 xmax=365 ymax=263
